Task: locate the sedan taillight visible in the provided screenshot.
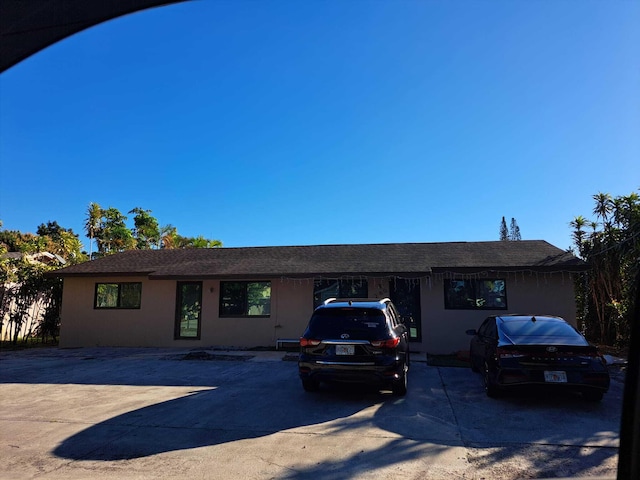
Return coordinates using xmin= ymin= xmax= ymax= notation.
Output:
xmin=371 ymin=337 xmax=400 ymax=348
xmin=299 ymin=337 xmax=321 ymax=347
xmin=496 ymin=347 xmax=527 ymax=359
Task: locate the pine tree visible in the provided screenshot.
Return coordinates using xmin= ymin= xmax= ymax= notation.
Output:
xmin=509 ymin=218 xmax=521 ymax=241
xmin=499 ymin=217 xmax=509 ymax=241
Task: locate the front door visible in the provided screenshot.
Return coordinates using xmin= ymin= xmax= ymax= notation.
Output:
xmin=175 ymin=281 xmax=202 ymax=339
xmin=389 ymin=279 xmax=422 ymax=342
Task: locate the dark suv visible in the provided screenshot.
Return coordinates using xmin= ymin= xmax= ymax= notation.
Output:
xmin=298 ymin=298 xmax=410 ymax=395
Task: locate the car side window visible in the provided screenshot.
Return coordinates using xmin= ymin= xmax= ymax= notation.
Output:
xmin=485 ymin=320 xmax=497 ymax=340
xmin=386 ymin=305 xmax=398 ymax=328
xmin=478 ymin=318 xmax=498 ymax=339
xmin=477 ymin=318 xmax=491 ymax=337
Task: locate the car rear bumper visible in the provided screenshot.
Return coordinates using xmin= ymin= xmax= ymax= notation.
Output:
xmin=495 ymin=367 xmax=610 ymax=392
xmin=298 ymin=356 xmax=406 ymax=386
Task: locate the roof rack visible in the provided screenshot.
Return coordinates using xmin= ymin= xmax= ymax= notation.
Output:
xmin=322 ymin=297 xmax=391 ymax=305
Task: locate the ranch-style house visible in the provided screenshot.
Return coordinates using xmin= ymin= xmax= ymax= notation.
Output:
xmin=49 ymin=240 xmax=587 ymax=354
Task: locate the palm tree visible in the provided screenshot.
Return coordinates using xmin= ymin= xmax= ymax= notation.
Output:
xmin=593 ymin=193 xmax=613 ymax=229
xmin=189 ymin=236 xmax=223 ymax=248
xmin=84 ymin=203 xmax=102 ymax=258
xmin=569 ymin=216 xmax=587 ymax=257
xmin=159 ymin=224 xmax=177 ymax=249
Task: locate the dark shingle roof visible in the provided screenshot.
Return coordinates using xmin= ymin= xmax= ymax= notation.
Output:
xmin=49 ymin=240 xmax=586 ymax=279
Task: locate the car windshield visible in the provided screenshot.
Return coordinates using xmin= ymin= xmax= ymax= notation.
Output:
xmin=307 ymin=309 xmax=387 ymax=339
xmin=498 ymin=319 xmax=589 ymax=346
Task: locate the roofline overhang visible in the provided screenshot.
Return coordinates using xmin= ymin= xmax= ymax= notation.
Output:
xmin=148 ymin=270 xmax=434 ymax=280
xmin=44 ymin=271 xmax=155 ymax=278
xmin=429 ymin=265 xmax=590 ymax=274
xmin=48 ymin=265 xmax=589 ymax=280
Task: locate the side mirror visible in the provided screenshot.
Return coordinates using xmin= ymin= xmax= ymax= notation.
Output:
xmin=465 ymin=329 xmax=477 ymax=336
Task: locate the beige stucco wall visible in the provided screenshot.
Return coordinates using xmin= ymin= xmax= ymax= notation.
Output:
xmin=421 ymin=273 xmax=578 ymax=354
xmin=59 ymin=272 xmax=577 ymax=353
xmin=59 ymin=276 xmax=176 ymax=348
xmin=201 ymin=279 xmax=314 ymax=347
xmin=59 ymin=276 xmax=320 ymax=348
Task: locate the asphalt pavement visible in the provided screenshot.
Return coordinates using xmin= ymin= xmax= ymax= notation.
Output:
xmin=0 ymin=347 xmax=625 ymax=479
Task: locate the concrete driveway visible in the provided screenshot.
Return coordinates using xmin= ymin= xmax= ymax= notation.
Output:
xmin=0 ymin=347 xmax=625 ymax=479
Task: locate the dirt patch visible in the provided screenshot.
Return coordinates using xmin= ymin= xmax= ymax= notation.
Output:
xmin=174 ymin=351 xmax=255 ymax=361
xmin=427 ymin=353 xmax=470 ymax=368
xmin=596 ymin=344 xmax=630 ymax=359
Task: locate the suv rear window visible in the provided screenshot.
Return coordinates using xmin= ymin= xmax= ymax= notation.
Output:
xmin=307 ymin=308 xmax=387 ymax=339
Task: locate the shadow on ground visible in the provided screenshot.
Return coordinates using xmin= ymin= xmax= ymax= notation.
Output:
xmin=1 ymin=348 xmax=622 ymax=479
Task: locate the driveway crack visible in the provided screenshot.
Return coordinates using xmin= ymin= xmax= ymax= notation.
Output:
xmin=437 ymin=366 xmax=467 ymax=447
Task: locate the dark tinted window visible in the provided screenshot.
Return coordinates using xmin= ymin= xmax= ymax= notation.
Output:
xmin=219 ymin=281 xmax=271 ymax=316
xmin=477 ymin=318 xmax=493 ymax=337
xmin=499 ymin=319 xmax=587 ymax=343
xmin=94 ymin=282 xmax=141 ymax=309
xmin=387 ymin=305 xmax=399 ymax=327
xmin=306 ymin=308 xmax=387 ymax=339
xmin=444 ymin=279 xmax=507 ymax=310
xmin=484 ymin=319 xmax=497 ymax=339
xmin=313 ymin=279 xmax=368 ymax=307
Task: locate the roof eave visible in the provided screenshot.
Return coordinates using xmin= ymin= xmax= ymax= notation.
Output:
xmin=430 ymin=265 xmax=590 ymax=274
xmin=147 ymin=269 xmax=434 ymax=280
xmin=45 ymin=271 xmax=155 ymax=278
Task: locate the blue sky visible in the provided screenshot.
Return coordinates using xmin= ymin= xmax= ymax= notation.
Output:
xmin=1 ymin=0 xmax=638 ymax=252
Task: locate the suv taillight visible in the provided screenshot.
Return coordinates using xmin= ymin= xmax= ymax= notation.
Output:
xmin=371 ymin=337 xmax=400 ymax=348
xmin=300 ymin=337 xmax=321 ymax=347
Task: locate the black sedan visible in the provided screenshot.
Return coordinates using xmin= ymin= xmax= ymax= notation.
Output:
xmin=466 ymin=314 xmax=610 ymax=401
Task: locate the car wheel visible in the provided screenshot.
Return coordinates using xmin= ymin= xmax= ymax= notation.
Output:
xmin=301 ymin=378 xmax=319 ymax=392
xmin=583 ymin=390 xmax=604 ymax=402
xmin=470 ymin=353 xmax=479 ymax=372
xmin=483 ymin=362 xmax=499 ymax=398
xmin=392 ymin=365 xmax=408 ymax=396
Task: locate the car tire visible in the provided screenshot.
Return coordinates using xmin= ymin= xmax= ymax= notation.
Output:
xmin=301 ymin=378 xmax=319 ymax=392
xmin=392 ymin=365 xmax=408 ymax=396
xmin=583 ymin=390 xmax=604 ymax=402
xmin=483 ymin=362 xmax=500 ymax=398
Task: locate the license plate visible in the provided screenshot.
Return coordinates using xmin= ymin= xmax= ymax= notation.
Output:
xmin=544 ymin=371 xmax=567 ymax=383
xmin=336 ymin=345 xmax=354 ymax=355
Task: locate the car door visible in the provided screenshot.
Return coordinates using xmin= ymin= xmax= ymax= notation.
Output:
xmin=472 ymin=317 xmax=496 ymax=365
xmin=482 ymin=319 xmax=499 ymax=369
